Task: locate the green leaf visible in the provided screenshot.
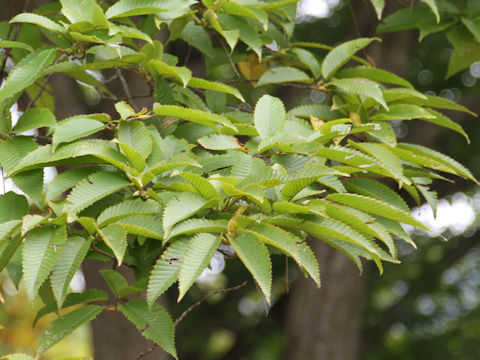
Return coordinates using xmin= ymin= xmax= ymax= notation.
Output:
xmin=45 ymin=167 xmax=99 ymax=202
xmin=329 ymin=78 xmax=387 ymax=109
xmin=11 ymin=169 xmax=44 ymax=207
xmin=37 ymin=305 xmax=103 ymax=356
xmin=316 ymin=146 xmax=394 ymax=178
xmin=188 ymin=77 xmax=245 ymax=102
xmin=291 ymin=48 xmax=321 ymax=78
xmin=99 ymin=224 xmax=127 ymax=265
xmin=281 ymin=164 xmax=334 ymax=201
xmin=147 ymin=238 xmax=189 ymax=308
xmin=374 ymin=216 xmax=416 ymax=249
xmin=0 ymin=234 xmax=22 ymax=273
xmin=371 ymin=104 xmax=435 ymax=121
xmin=0 ymin=192 xmax=29 ymax=223
xmin=245 ymin=223 xmax=320 ymax=286
xmin=23 ymin=227 xmax=63 ymax=302
xmin=219 ymin=14 xmax=263 ymax=58
xmin=0 ymin=49 xmax=56 ymax=102
xmin=114 ymin=101 xmax=135 ymax=120
xmin=14 ymin=108 xmax=57 ymax=134
xmin=178 ymin=233 xmax=221 ymax=301
xmin=179 ymin=172 xmax=219 ymax=200
xmin=204 ymin=9 xmax=239 ymax=51
xmin=106 ymin=0 xmax=193 ymax=19
xmin=100 ymin=269 xmax=128 ymax=297
xmin=461 ymin=17 xmax=480 ymax=42
xmin=377 ymin=7 xmax=432 ymax=33
xmin=167 ymin=219 xmax=228 ymax=239
xmin=398 ymin=143 xmax=478 ymax=183
xmin=273 ymin=201 xmax=309 ymax=214
xmin=335 ymin=66 xmax=412 ymax=88
xmin=222 ymin=2 xmax=268 ymax=30
xmin=268 ymin=215 xmax=379 ymax=256
xmin=61 ymin=0 xmax=108 ymax=26
xmin=150 ymin=60 xmax=192 ymax=87
xmin=254 ymin=95 xmax=286 ymax=139
xmin=66 ymin=172 xmax=130 ymax=214
xmin=320 ymin=200 xmax=397 ymax=257
xmin=348 ymin=141 xmax=407 ymax=183
xmin=327 ymin=193 xmax=428 ymax=230
xmin=118 ymin=143 xmax=146 ymax=172
xmin=446 ymin=26 xmax=480 ymax=78
xmin=344 ymin=178 xmax=409 ymax=212
xmin=288 ymin=104 xmax=342 ymax=120
xmin=116 ymin=215 xmax=164 ymax=240
xmin=370 ymin=0 xmax=385 ymax=19
xmin=118 ymin=121 xmax=153 ymax=159
xmin=97 ymin=199 xmax=160 ymax=227
xmin=111 ymin=24 xmax=153 ymax=44
xmin=119 ymin=299 xmax=177 ymax=359
xmin=422 ymin=109 xmax=469 ymax=143
xmin=163 ymin=193 xmax=211 ymax=235
xmin=321 ymin=38 xmax=377 ymax=79
xmin=0 ymin=220 xmax=21 ymax=242
xmin=229 ymin=233 xmax=272 ymax=303
xmin=404 ymin=94 xmax=476 ymax=116
xmin=256 ymin=66 xmax=310 ymax=86
xmin=10 ymin=140 xmax=129 ymax=176
xmin=153 ymin=105 xmax=235 ymax=131
xmin=51 ymin=237 xmax=91 ymax=307
xmin=34 ymin=289 xmax=108 ymax=327
xmin=180 ymin=22 xmax=215 ymax=58
xmin=0 ymin=40 xmax=34 ymax=52
xmin=421 ymin=0 xmax=440 ymax=23
xmin=416 ymin=184 xmax=438 ymax=216
xmin=42 ymin=55 xmax=144 ymax=76
xmin=198 ymin=134 xmax=244 ymax=150
xmin=52 ymin=117 xmax=105 ymax=151
xmin=10 ymin=13 xmax=66 ymax=33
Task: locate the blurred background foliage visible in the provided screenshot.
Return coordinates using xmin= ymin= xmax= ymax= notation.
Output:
xmin=2 ymin=0 xmax=480 ymax=358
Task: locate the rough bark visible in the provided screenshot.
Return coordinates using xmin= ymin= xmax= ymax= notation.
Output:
xmin=285 ymin=241 xmax=365 ymax=360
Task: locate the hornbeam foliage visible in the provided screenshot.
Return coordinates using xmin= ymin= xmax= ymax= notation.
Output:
xmin=0 ymin=0 xmax=476 ymax=357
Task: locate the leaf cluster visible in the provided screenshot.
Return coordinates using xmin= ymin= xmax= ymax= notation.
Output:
xmin=0 ymin=0 xmax=476 ymax=357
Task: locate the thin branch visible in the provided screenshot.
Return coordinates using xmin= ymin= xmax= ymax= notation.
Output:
xmin=347 ymin=0 xmax=376 ymax=66
xmin=26 ymin=54 xmax=67 ymax=110
xmin=0 ymin=0 xmax=31 ymax=80
xmin=183 ymin=45 xmax=193 ymax=67
xmin=219 ymin=39 xmax=241 ymax=78
xmin=224 ymin=78 xmax=259 ymax=84
xmin=116 ymin=68 xmax=134 ymax=107
xmin=91 ymin=244 xmax=117 ymax=262
xmin=347 ymin=0 xmax=362 ymax=40
xmin=136 ymin=345 xmax=156 ymax=360
xmin=101 ymin=93 xmax=153 ymax=102
xmin=174 ymin=281 xmax=247 ymax=326
xmin=136 ymin=282 xmax=248 ymax=360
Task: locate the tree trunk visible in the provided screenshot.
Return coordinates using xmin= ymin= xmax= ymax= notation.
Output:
xmin=285 ymin=241 xmax=365 ymax=360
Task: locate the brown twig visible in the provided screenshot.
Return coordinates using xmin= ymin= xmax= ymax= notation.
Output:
xmin=91 ymin=243 xmax=116 ymax=262
xmin=101 ymin=93 xmax=153 ymax=102
xmin=136 ymin=281 xmax=248 ymax=360
xmin=0 ymin=0 xmax=31 ymax=80
xmin=174 ymin=281 xmax=247 ymax=326
xmin=26 ymin=54 xmax=67 ymax=110
xmin=347 ymin=0 xmax=375 ymax=66
xmin=219 ymin=39 xmax=241 ymax=78
xmin=224 ymin=78 xmax=259 ymax=84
